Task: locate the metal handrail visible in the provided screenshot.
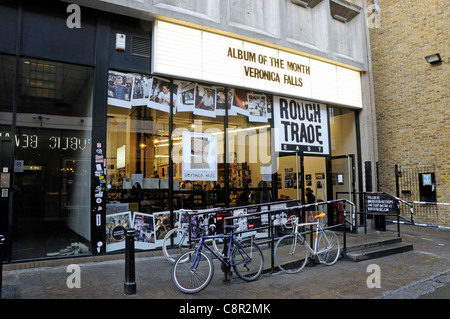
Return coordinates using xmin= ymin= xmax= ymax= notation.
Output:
xmin=361 ymin=192 xmax=415 ymax=237
xmin=186 ymin=198 xmax=355 ymax=273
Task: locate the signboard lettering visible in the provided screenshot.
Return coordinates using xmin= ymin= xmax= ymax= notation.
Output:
xmin=365 ymin=193 xmax=399 ymax=215
xmin=273 ymin=96 xmax=330 ymax=155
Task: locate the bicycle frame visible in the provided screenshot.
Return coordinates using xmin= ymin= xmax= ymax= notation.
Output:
xmin=289 ymin=219 xmax=327 ymax=256
xmin=191 ymin=233 xmax=252 ymax=271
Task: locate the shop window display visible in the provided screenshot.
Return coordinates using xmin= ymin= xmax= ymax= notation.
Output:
xmin=105 ymin=73 xmax=274 ymax=252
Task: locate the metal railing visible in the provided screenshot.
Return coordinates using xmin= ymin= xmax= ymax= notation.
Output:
xmin=185 ymin=198 xmax=355 ymax=273
xmin=0 ymin=235 xmax=4 ymax=299
xmin=360 ymin=192 xmax=414 ymax=237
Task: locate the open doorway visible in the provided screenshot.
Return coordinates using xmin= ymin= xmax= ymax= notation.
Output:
xmin=327 ymin=154 xmax=356 ymax=229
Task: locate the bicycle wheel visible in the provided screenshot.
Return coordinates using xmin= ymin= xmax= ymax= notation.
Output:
xmin=274 ymin=234 xmax=308 ymax=273
xmin=163 ymin=228 xmax=191 ymax=263
xmin=172 ymin=250 xmax=214 ymax=294
xmin=316 ymin=230 xmax=340 ymax=265
xmin=231 ymin=239 xmax=264 ymax=282
xmin=209 ymin=237 xmax=222 ymax=256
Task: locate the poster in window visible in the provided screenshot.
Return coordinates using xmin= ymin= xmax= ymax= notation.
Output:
xmin=107 ymin=71 xmax=134 ymax=108
xmin=132 ymin=212 xmax=155 ymax=250
xmin=148 ymin=77 xmax=177 ymax=113
xmin=232 ymin=88 xmax=250 ymax=116
xmin=176 ymin=80 xmax=196 ymax=112
xmin=154 ymin=211 xmax=172 ymax=247
xmin=132 ymin=74 xmax=152 ymax=106
xmin=182 ymin=131 xmax=217 ymax=181
xmin=106 ymin=211 xmax=132 ymax=252
xmin=248 ymin=93 xmax=268 ymax=123
xmin=232 ymin=208 xmax=255 ymax=239
xmin=215 ymin=87 xmax=236 ymax=116
xmin=194 ymin=85 xmax=216 ymax=118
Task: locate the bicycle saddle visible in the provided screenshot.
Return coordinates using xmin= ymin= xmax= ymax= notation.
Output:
xmin=225 ymin=224 xmax=239 ymax=232
xmin=314 ymin=213 xmax=326 ymax=219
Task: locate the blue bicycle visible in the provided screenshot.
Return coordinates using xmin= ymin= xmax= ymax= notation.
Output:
xmin=171 ymin=224 xmax=264 ymax=294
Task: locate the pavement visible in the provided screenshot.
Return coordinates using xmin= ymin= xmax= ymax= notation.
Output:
xmin=1 ymin=221 xmax=449 ymax=308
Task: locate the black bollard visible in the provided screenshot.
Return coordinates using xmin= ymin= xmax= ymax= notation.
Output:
xmin=0 ymin=235 xmax=4 ymax=299
xmin=124 ymin=228 xmax=136 ymax=295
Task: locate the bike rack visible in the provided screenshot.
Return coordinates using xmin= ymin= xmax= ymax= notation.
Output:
xmin=184 ymin=198 xmax=355 ymax=274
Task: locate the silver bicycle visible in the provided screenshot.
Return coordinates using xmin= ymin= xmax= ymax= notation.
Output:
xmin=274 ymin=213 xmax=340 ymax=273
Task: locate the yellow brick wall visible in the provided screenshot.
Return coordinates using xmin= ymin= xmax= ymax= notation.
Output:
xmin=368 ymin=0 xmax=449 ymax=226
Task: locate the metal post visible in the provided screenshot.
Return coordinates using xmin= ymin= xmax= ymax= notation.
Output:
xmin=124 ymin=229 xmax=136 ymax=295
xmin=0 ymin=235 xmax=5 ymax=299
xmin=269 ymin=212 xmax=274 ymax=273
xmin=397 ymin=213 xmax=400 ymax=237
xmin=342 ymin=208 xmax=347 ymax=258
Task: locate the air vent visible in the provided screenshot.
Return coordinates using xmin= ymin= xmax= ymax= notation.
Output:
xmin=131 ymin=36 xmax=150 ymax=57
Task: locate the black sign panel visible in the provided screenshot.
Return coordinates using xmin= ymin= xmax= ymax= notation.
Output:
xmin=364 ymin=193 xmax=399 ymax=215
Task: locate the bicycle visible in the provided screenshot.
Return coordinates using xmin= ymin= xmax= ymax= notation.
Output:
xmin=274 ymin=213 xmax=340 ymax=274
xmin=171 ymin=224 xmax=264 ymax=294
xmin=162 ymin=214 xmax=221 ymax=263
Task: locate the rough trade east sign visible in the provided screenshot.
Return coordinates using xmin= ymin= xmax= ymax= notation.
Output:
xmin=273 ymin=96 xmax=330 ymax=155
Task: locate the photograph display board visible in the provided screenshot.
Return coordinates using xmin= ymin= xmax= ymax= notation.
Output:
xmin=105 ymin=209 xmax=188 ymax=252
xmin=107 ymin=71 xmax=271 ymax=123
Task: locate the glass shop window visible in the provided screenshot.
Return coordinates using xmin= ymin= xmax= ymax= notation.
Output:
xmin=12 ymin=57 xmax=94 ymax=261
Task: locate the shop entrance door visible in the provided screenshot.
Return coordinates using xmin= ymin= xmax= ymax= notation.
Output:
xmin=277 ymin=152 xmax=304 ymax=203
xmin=328 ymin=154 xmax=356 ymax=229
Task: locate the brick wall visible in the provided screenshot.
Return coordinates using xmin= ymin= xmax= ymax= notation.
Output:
xmin=368 ymin=0 xmax=449 ymax=226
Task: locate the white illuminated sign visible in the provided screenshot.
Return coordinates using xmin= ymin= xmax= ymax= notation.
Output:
xmin=153 ymin=20 xmax=363 ymax=108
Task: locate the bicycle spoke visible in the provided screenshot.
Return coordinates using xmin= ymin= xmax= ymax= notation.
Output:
xmin=232 ymin=241 xmax=264 ymax=282
xmin=317 ymin=230 xmax=340 ymax=265
xmin=163 ymin=228 xmax=193 ymax=263
xmin=172 ymin=250 xmax=214 ymax=294
xmin=274 ymin=234 xmax=308 ymax=273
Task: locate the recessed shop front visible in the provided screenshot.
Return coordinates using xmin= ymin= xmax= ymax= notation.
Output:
xmin=103 ymin=20 xmax=362 ymax=254
xmin=0 ymin=2 xmax=364 ymax=262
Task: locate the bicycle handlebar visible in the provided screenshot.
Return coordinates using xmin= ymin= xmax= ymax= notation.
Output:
xmin=281 ymin=215 xmax=298 ymax=229
xmin=281 ymin=215 xmax=323 ymax=229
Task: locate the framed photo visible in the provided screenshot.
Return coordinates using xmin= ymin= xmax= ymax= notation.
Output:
xmin=107 ymin=71 xmax=134 ymax=108
xmin=106 ymin=211 xmax=132 ymax=252
xmin=182 ymin=131 xmax=218 ymax=181
xmin=148 ymin=77 xmax=177 ymax=113
xmin=194 ymin=85 xmax=216 ymax=118
xmin=132 ymin=212 xmax=155 ymax=250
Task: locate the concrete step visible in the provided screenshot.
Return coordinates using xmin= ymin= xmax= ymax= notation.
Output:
xmin=345 ymin=238 xmax=413 ymax=262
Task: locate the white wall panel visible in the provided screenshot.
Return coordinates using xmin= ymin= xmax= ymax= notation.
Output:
xmin=153 ymin=20 xmax=362 ymax=108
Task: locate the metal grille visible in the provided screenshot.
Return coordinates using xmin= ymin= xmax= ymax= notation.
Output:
xmin=131 ymin=36 xmax=150 ymax=57
xmin=396 ymin=164 xmax=438 ymax=217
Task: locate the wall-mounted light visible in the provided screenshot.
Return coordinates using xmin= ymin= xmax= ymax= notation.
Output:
xmin=333 ymin=14 xmax=348 ymax=23
xmin=425 ymin=53 xmax=442 ymax=65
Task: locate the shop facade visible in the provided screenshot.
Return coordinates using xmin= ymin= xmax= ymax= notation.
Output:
xmin=0 ymin=0 xmax=376 ymax=262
